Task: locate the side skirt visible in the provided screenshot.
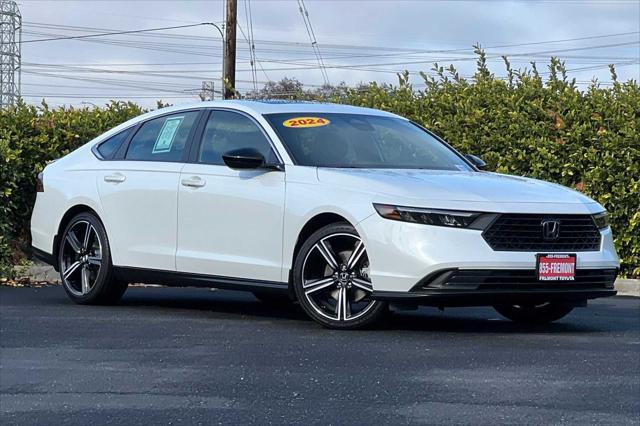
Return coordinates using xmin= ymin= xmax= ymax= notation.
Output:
xmin=31 ymin=246 xmax=57 ymax=270
xmin=113 ymin=267 xmax=289 ymax=294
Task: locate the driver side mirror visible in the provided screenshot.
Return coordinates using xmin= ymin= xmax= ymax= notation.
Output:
xmin=222 ymin=148 xmax=266 ymax=170
xmin=464 ymin=154 xmax=487 ymax=170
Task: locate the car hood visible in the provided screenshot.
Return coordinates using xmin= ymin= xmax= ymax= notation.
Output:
xmin=316 ymin=168 xmax=599 ymax=208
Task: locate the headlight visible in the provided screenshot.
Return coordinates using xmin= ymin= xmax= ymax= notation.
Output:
xmin=592 ymin=211 xmax=610 ymax=229
xmin=373 ymin=203 xmax=493 ymax=229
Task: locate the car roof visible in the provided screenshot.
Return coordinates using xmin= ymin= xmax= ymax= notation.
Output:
xmin=89 ymin=100 xmax=406 ymax=148
xmin=134 ymin=100 xmax=403 ymax=121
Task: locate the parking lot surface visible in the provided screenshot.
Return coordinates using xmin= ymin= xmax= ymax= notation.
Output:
xmin=1 ymin=286 xmax=639 ymax=425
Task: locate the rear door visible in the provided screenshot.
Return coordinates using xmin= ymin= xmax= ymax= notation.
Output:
xmin=96 ymin=110 xmax=202 ymax=270
xmin=176 ymin=109 xmax=286 ymax=282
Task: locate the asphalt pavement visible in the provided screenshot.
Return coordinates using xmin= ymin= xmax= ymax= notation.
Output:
xmin=1 ymin=286 xmax=639 ymax=425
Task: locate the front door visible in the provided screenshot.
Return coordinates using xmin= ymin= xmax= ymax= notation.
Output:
xmin=176 ymin=110 xmax=286 ymax=282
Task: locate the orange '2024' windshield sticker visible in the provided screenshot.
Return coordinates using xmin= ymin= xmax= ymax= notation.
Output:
xmin=282 ymin=117 xmax=330 ymax=128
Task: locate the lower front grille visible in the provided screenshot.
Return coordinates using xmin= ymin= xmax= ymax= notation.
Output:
xmin=482 ymin=214 xmax=602 ymax=252
xmin=420 ymin=268 xmax=618 ymax=291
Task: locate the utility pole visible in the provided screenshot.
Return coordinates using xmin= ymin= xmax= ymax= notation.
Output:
xmin=0 ymin=0 xmax=21 ymax=108
xmin=223 ymin=0 xmax=237 ymax=99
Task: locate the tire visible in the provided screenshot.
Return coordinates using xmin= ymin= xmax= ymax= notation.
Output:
xmin=58 ymin=212 xmax=128 ymax=305
xmin=293 ymin=222 xmax=387 ymax=329
xmin=493 ymin=302 xmax=574 ymax=324
xmin=253 ymin=291 xmax=291 ymax=305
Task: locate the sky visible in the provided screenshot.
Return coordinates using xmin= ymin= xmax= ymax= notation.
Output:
xmin=12 ymin=0 xmax=640 ymax=108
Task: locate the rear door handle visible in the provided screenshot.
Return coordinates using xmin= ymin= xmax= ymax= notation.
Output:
xmin=104 ymin=173 xmax=126 ymax=183
xmin=181 ymin=176 xmax=206 ymax=188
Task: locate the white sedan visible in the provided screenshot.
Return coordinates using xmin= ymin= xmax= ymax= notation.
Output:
xmin=30 ymin=101 xmax=620 ymax=329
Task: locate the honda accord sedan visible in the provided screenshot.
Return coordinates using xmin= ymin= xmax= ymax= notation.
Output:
xmin=30 ymin=101 xmax=619 ymax=329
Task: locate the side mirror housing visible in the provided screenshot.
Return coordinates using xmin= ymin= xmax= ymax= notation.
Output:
xmin=464 ymin=154 xmax=487 ymax=170
xmin=222 ymin=148 xmax=266 ymax=170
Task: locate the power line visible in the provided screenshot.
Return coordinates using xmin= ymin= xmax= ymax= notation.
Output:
xmin=246 ymin=0 xmax=259 ymax=90
xmin=23 ymin=52 xmax=637 ymax=69
xmin=20 ymin=22 xmax=216 ymax=43
xmin=244 ymin=40 xmax=639 ymax=71
xmin=296 ymin=0 xmax=329 ymax=85
xmin=15 ymin=17 xmax=638 ymax=103
xmin=20 ymin=20 xmax=639 ymax=61
xmin=23 ymin=20 xmax=637 ymax=48
xmin=21 ymin=94 xmax=199 ymax=99
xmin=22 ymin=70 xmax=197 ymax=92
xmin=241 ymin=0 xmax=257 ymax=91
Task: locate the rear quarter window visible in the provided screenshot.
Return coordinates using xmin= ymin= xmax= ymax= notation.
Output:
xmin=95 ymin=128 xmax=132 ymax=159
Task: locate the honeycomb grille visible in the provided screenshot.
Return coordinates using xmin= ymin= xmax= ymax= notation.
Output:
xmin=483 ymin=214 xmax=601 ymax=251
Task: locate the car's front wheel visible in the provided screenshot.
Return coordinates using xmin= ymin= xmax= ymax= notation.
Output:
xmin=493 ymin=302 xmax=574 ymax=324
xmin=293 ymin=223 xmax=387 ymax=329
xmin=58 ymin=212 xmax=127 ymax=305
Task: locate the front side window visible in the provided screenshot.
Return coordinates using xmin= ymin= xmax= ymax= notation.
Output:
xmin=198 ymin=110 xmax=277 ymax=165
xmin=125 ymin=111 xmax=199 ymax=162
xmin=264 ymin=113 xmax=472 ymax=171
xmin=96 ymin=127 xmax=132 ymax=159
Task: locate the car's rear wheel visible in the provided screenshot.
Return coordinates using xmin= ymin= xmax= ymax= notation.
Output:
xmin=58 ymin=212 xmax=127 ymax=305
xmin=293 ymin=223 xmax=387 ymax=329
xmin=493 ymin=302 xmax=574 ymax=324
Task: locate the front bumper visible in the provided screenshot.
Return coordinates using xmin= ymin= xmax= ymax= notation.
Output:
xmin=371 ymin=268 xmax=618 ymax=306
xmin=357 ymin=212 xmax=620 ymax=293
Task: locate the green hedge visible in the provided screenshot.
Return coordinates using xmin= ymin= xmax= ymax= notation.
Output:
xmin=0 ymin=54 xmax=638 ymax=277
xmin=0 ymin=101 xmax=144 ymax=276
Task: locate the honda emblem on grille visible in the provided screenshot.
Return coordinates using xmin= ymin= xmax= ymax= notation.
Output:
xmin=541 ymin=219 xmax=561 ymax=240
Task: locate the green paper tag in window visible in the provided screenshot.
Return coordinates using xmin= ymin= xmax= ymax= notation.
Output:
xmin=153 ymin=116 xmax=183 ymax=153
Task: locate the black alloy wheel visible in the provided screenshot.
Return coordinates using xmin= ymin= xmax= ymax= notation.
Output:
xmin=59 ymin=212 xmax=127 ymax=304
xmin=293 ymin=223 xmax=387 ymax=329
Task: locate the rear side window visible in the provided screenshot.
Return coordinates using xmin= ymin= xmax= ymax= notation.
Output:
xmin=198 ymin=110 xmax=277 ymax=165
xmin=96 ymin=128 xmax=132 ymax=159
xmin=125 ymin=111 xmax=199 ymax=162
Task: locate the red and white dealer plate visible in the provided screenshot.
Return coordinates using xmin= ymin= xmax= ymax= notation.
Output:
xmin=536 ymin=253 xmax=577 ymax=281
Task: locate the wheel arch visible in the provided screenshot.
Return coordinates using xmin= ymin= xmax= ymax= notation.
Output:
xmin=287 ymin=212 xmax=354 ymax=297
xmin=292 ymin=213 xmax=352 ymax=264
xmin=53 ymin=204 xmax=103 ymax=270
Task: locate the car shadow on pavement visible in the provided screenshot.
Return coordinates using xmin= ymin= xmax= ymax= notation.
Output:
xmin=118 ymin=288 xmax=310 ymax=322
xmin=112 ymin=287 xmax=606 ymax=333
xmin=382 ymin=310 xmax=603 ymax=333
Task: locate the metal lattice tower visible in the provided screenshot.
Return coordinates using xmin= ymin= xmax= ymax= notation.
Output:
xmin=0 ymin=0 xmax=21 ymax=108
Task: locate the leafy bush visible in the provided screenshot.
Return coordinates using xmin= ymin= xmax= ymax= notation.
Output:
xmin=0 ymin=101 xmax=144 ymax=277
xmin=0 ymin=52 xmax=638 ymax=277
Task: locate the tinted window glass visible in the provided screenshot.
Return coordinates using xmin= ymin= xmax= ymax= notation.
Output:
xmin=125 ymin=111 xmax=199 ymax=162
xmin=265 ymin=113 xmax=472 ymax=171
xmin=199 ymin=110 xmax=276 ymax=165
xmin=96 ymin=128 xmax=131 ymax=159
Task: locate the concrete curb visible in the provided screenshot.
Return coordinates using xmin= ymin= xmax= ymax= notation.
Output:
xmin=615 ymin=279 xmax=640 ymax=297
xmin=11 ymin=261 xmax=640 ymax=297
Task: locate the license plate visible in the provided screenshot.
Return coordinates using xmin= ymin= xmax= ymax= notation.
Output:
xmin=536 ymin=253 xmax=576 ymax=281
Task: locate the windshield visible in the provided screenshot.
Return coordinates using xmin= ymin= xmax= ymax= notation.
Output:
xmin=264 ymin=113 xmax=473 ymax=170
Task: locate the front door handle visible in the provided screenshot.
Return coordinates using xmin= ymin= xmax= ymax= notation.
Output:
xmin=181 ymin=176 xmax=206 ymax=188
xmin=104 ymin=173 xmax=126 ymax=183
